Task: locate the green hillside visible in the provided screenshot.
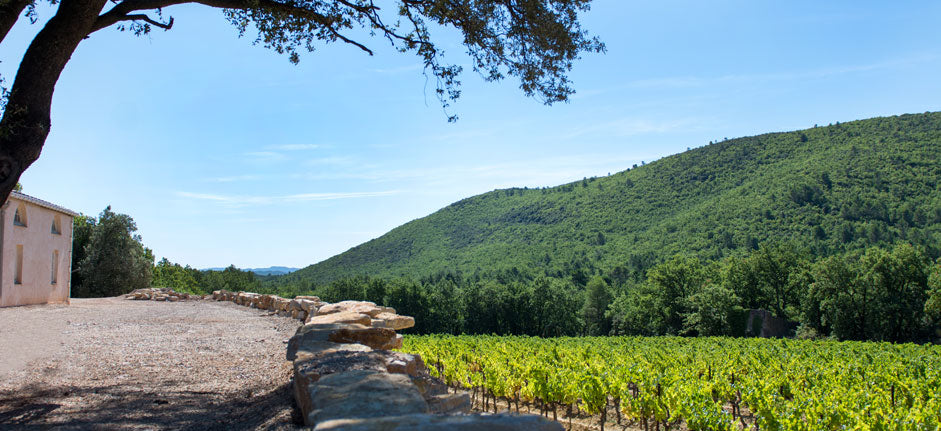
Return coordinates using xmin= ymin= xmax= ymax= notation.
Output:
xmin=278 ymin=112 xmax=941 ymax=287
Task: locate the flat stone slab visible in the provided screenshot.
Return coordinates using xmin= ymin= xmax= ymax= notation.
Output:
xmin=317 ymin=301 xmax=384 ymax=318
xmin=328 ymin=327 xmax=399 ymax=350
xmin=313 ymin=413 xmax=565 ymax=431
xmin=294 ymin=351 xmax=390 ymax=419
xmin=286 ymin=323 xmax=371 ymax=361
xmin=380 ymin=351 xmax=425 ymax=377
xmin=307 ymin=311 xmax=372 ymax=326
xmin=370 ymin=312 xmax=415 ymax=330
xmin=426 ymin=393 xmax=472 ymax=414
xmin=304 ymin=370 xmax=428 ymax=426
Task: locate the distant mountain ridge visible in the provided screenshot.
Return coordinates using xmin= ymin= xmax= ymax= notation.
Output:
xmin=273 ymin=112 xmax=941 ymax=287
xmin=206 ymin=266 xmax=300 ymax=276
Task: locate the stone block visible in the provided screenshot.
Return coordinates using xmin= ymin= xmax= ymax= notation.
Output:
xmin=317 ymin=301 xmax=384 ymax=317
xmin=427 ymin=393 xmax=472 ymax=414
xmin=293 ymin=351 xmax=389 ymax=417
xmin=381 ymin=352 xmax=425 ymax=377
xmin=303 ymin=370 xmax=428 ymax=426
xmin=410 ymin=375 xmax=448 ymax=399
xmin=327 ymin=327 xmax=399 ymax=350
xmin=312 ymin=413 xmax=565 ymax=431
xmin=307 ymin=311 xmax=372 ymax=326
xmin=370 ymin=313 xmax=415 ymax=331
xmin=286 ymin=323 xmax=371 ymax=361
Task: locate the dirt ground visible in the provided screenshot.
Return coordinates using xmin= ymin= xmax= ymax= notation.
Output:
xmin=0 ymin=298 xmax=303 ymax=430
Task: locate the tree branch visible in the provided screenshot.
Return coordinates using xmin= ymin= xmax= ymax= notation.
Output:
xmin=0 ymin=0 xmax=32 ymax=45
xmin=115 ymin=13 xmax=174 ymax=30
xmin=90 ymin=0 xmax=373 ymax=54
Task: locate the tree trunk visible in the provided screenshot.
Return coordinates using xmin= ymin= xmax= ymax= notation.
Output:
xmin=0 ymin=0 xmax=31 ymax=45
xmin=0 ymin=0 xmax=106 ymax=205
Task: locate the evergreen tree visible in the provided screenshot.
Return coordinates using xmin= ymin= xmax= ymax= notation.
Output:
xmin=74 ymin=206 xmax=153 ymax=297
xmin=581 ymin=276 xmax=612 ymax=335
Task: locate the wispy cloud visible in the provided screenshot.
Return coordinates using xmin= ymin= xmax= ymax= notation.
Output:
xmin=305 ymin=156 xmax=356 ymax=166
xmin=243 ymin=151 xmax=286 ymax=162
xmin=265 ymin=143 xmax=322 ymax=151
xmin=176 ymin=190 xmax=401 ymax=207
xmin=560 ymin=117 xmax=705 ymax=140
xmin=290 ymin=152 xmax=661 ymax=188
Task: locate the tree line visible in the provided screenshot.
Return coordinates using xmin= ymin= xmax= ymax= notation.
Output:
xmin=69 ymin=206 xmax=262 ymax=298
xmin=257 ymin=241 xmax=940 ymax=343
xmin=69 ymin=205 xmax=941 ymax=344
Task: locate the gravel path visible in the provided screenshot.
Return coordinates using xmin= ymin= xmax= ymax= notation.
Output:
xmin=0 ymin=298 xmax=303 ymax=430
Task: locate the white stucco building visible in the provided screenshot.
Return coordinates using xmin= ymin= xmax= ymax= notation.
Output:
xmin=0 ymin=191 xmax=76 ymax=307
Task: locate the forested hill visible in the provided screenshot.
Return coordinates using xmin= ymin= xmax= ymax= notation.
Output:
xmin=277 ymin=112 xmax=941 ymax=288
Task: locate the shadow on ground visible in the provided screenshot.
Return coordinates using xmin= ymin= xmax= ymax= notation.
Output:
xmin=0 ymin=382 xmax=301 ymax=430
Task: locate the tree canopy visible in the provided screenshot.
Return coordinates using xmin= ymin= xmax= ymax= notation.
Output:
xmin=73 ymin=206 xmax=154 ymax=297
xmin=0 ymin=0 xmax=603 ymax=204
xmin=277 ymin=113 xmax=941 ymax=287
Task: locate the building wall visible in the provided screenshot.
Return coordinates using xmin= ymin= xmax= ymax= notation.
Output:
xmin=0 ymin=198 xmax=73 ymax=307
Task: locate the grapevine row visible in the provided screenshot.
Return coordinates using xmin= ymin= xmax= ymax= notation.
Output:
xmin=401 ymin=335 xmax=941 ymax=430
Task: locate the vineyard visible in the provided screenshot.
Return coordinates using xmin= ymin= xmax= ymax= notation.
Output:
xmin=401 ymin=335 xmax=941 ymax=430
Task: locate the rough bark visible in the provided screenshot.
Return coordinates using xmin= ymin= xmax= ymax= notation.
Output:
xmin=0 ymin=0 xmax=31 ymax=44
xmin=0 ymin=0 xmax=107 ymax=204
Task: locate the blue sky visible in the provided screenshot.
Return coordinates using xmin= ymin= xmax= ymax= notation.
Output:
xmin=2 ymin=1 xmax=940 ymax=269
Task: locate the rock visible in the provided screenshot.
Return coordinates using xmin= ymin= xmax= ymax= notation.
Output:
xmin=410 ymin=375 xmax=448 ymax=399
xmin=427 ymin=393 xmax=472 ymax=414
xmin=291 ymin=298 xmax=323 ymax=315
xmin=273 ymin=297 xmax=291 ymax=312
xmin=237 ymin=292 xmax=258 ymax=306
xmin=296 ymin=295 xmax=322 ymax=302
xmin=370 ymin=313 xmax=415 ymax=331
xmin=381 ymin=352 xmax=425 ymax=377
xmin=317 ymin=301 xmax=384 ymax=318
xmin=287 ymin=323 xmax=372 ymax=361
xmin=302 ymin=370 xmax=428 ymax=426
xmin=293 ymin=351 xmax=389 ymax=417
xmin=312 ymin=413 xmax=565 ymax=431
xmin=307 ymin=311 xmax=372 ymax=326
xmin=328 ymin=327 xmax=399 ymax=351
xmin=256 ymin=294 xmax=274 ymax=310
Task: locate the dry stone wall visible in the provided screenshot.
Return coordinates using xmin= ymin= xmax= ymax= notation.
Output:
xmin=124 ymin=287 xmax=203 ymax=302
xmin=199 ymin=289 xmax=563 ymax=431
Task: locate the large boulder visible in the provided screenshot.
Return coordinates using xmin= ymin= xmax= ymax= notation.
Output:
xmin=317 ymin=301 xmax=384 ymax=318
xmin=291 ymin=298 xmax=323 ymax=314
xmin=328 ymin=327 xmax=399 ymax=351
xmin=302 ymin=370 xmax=428 ymax=426
xmin=312 ymin=413 xmax=565 ymax=431
xmin=307 ymin=311 xmax=372 ymax=326
xmin=370 ymin=313 xmax=415 ymax=331
xmin=236 ymin=292 xmax=259 ymax=306
xmin=410 ymin=375 xmax=448 ymax=399
xmin=286 ymin=323 xmax=372 ymax=361
xmin=272 ymin=297 xmax=291 ymax=312
xmin=380 ymin=352 xmax=425 ymax=377
xmin=257 ymin=294 xmax=275 ymax=310
xmin=426 ymin=393 xmax=472 ymax=415
xmin=293 ymin=351 xmax=390 ymax=418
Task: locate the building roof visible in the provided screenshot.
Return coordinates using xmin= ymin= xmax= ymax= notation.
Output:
xmin=8 ymin=191 xmax=79 ymax=217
